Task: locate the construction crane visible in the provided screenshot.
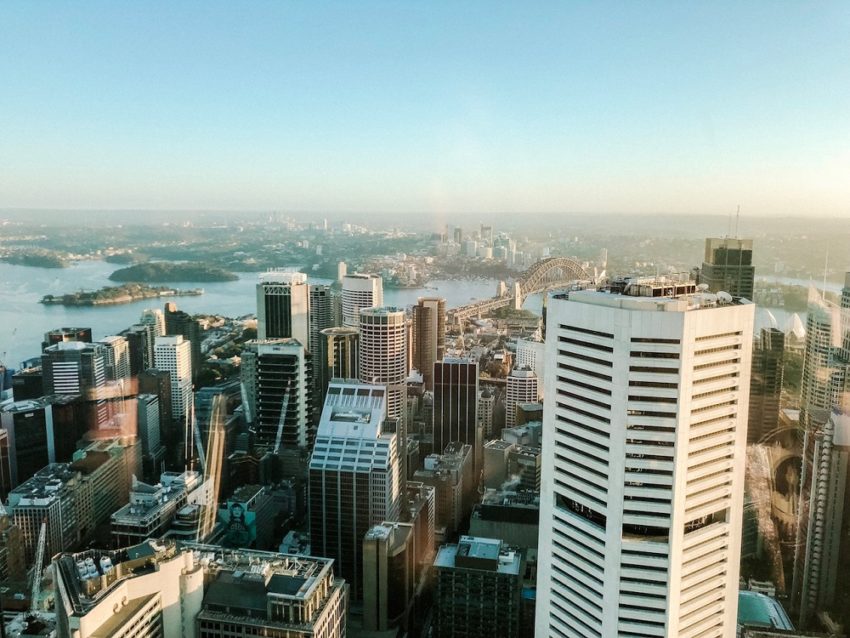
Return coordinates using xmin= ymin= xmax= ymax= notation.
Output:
xmin=196 ymin=394 xmax=225 ymax=543
xmin=274 ymin=381 xmax=293 ymax=455
xmin=29 ymin=520 xmax=47 ymax=613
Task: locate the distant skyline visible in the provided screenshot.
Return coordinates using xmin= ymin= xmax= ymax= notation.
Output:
xmin=2 ymin=2 xmax=848 ymax=217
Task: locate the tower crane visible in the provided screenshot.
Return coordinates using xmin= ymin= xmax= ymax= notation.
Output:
xmin=29 ymin=520 xmax=47 ymax=613
xmin=274 ymin=381 xmax=293 ymax=455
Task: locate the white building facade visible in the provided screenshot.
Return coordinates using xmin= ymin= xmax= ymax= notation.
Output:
xmin=342 ymin=273 xmax=383 ymax=328
xmin=536 ymin=282 xmax=754 ymax=638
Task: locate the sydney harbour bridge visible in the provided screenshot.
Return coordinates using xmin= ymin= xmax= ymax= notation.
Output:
xmin=447 ymin=256 xmax=594 ymax=324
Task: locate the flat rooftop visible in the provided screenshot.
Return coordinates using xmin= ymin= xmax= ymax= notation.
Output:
xmin=737 ymin=591 xmax=794 ymax=631
xmin=434 ymin=535 xmax=521 ymax=575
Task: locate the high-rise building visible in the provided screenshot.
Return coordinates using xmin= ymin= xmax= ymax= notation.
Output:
xmin=412 ymin=443 xmax=474 ymax=539
xmin=515 ymin=337 xmax=547 ymax=398
xmin=478 ymin=387 xmax=495 ymax=438
xmin=98 ymin=335 xmax=132 ymax=382
xmin=0 ymin=429 xmax=12 ymax=500
xmin=164 ymin=303 xmax=203 ymax=381
xmin=53 ymin=540 xmax=348 ymax=638
xmin=140 ymin=308 xmax=166 ymax=337
xmin=154 ymin=336 xmax=193 ymax=422
xmin=316 ymin=326 xmax=359 ymax=408
xmin=240 ymin=339 xmax=313 ymax=449
xmin=433 ymin=535 xmax=522 ymax=638
xmin=342 ymin=273 xmax=383 ymax=328
xmin=791 ymin=406 xmax=850 ymax=627
xmin=308 ymin=284 xmax=333 ymax=351
xmin=42 ymin=341 xmax=110 ymax=429
xmin=799 ymin=291 xmax=847 ymax=429
xmin=308 ymin=380 xmax=401 ymax=601
xmin=9 ymin=437 xmax=138 ymax=563
xmin=137 ymin=393 xmax=164 ymax=480
xmin=701 ymin=237 xmax=755 ymax=300
xmin=748 ymin=327 xmax=785 ymax=444
xmin=505 ymin=366 xmax=538 ymax=428
xmin=433 ymin=357 xmax=480 ymax=472
xmin=256 ymin=271 xmax=310 ymax=345
xmin=536 ymin=279 xmax=754 ymax=638
xmin=412 ymin=297 xmax=446 ymax=390
xmin=363 ymin=522 xmax=417 ymax=633
xmin=121 ymin=323 xmax=156 ymax=375
xmin=42 ymin=327 xmax=93 ymax=351
xmin=359 ymin=306 xmax=408 ymax=479
xmin=337 ymin=260 xmax=347 ymax=283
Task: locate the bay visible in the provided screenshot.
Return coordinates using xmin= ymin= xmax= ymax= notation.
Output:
xmin=0 ymin=261 xmax=500 ymax=368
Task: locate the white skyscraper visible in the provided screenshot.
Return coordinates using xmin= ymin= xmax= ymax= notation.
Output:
xmin=359 ymin=306 xmax=407 ymax=478
xmin=99 ymin=335 xmax=131 ymax=382
xmin=154 ymin=335 xmax=193 ymax=421
xmin=256 ymin=271 xmax=310 ymax=346
xmin=342 ymin=273 xmax=383 ymax=328
xmin=505 ymin=365 xmax=538 ymax=428
xmin=536 ymin=279 xmax=754 ymax=638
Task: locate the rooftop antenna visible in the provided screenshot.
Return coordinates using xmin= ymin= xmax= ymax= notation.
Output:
xmin=822 ymin=249 xmax=829 ymax=301
xmin=734 ymin=205 xmax=741 ymax=238
xmin=727 ymin=208 xmax=733 ymax=238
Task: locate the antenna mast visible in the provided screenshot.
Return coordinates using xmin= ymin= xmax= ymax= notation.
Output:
xmin=735 ymin=205 xmax=740 ymax=238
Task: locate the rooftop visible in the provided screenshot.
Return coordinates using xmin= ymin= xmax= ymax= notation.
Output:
xmin=434 ymin=535 xmax=521 ymax=575
xmin=737 ymin=591 xmax=794 ymax=631
xmin=562 ymin=277 xmax=755 ymax=313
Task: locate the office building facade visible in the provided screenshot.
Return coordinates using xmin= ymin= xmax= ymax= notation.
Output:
xmin=342 ymin=273 xmax=383 ymax=328
xmin=256 ymin=270 xmax=310 ymax=346
xmin=536 ymin=279 xmax=754 ymax=638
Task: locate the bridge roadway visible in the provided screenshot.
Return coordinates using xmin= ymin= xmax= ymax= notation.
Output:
xmin=447 ymin=256 xmax=593 ymax=324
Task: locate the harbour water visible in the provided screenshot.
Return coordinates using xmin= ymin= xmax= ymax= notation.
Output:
xmin=0 ymin=261 xmax=501 ymax=368
xmin=0 ymin=261 xmax=793 ymax=370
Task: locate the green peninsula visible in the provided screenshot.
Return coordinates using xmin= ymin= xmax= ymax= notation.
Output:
xmin=109 ymin=262 xmax=238 ymax=283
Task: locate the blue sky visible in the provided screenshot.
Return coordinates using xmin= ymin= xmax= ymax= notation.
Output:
xmin=1 ymin=1 xmax=848 ymax=216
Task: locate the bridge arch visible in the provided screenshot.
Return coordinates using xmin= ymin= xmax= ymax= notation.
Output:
xmin=518 ymin=257 xmax=593 ymax=301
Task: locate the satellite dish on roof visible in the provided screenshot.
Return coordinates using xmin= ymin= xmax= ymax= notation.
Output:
xmin=697 ymin=283 xmax=709 ymax=292
xmin=717 ymin=291 xmax=733 ymax=304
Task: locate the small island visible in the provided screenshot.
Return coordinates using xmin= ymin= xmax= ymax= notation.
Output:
xmin=41 ymin=283 xmax=204 ymax=307
xmin=108 ymin=262 xmax=239 ymax=283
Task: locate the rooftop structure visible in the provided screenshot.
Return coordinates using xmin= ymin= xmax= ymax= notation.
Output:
xmin=53 ymin=539 xmax=348 ymax=638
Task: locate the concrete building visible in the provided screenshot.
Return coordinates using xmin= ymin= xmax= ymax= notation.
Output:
xmin=42 ymin=341 xmax=110 ymax=429
xmin=42 ymin=327 xmax=93 ymax=350
xmin=413 ymin=443 xmax=473 ymax=540
xmin=241 ymin=338 xmax=313 ymax=450
xmin=136 ymin=393 xmax=164 ymax=481
xmin=9 ymin=437 xmax=138 ymax=563
xmin=792 ymin=407 xmax=850 ymax=627
xmin=98 ymin=335 xmax=131 ymax=382
xmin=153 ymin=336 xmax=193 ymax=422
xmin=470 ymin=489 xmax=540 ymax=550
xmin=140 ymin=308 xmax=166 ymax=337
xmin=256 ymin=270 xmax=310 ymax=346
xmin=163 ymin=303 xmax=203 ymax=382
xmin=433 ymin=357 xmax=480 ymax=475
xmin=505 ymin=365 xmax=538 ymax=428
xmin=536 ymin=278 xmax=754 ymax=638
xmin=1 ymin=396 xmax=84 ymax=487
xmin=412 ymin=297 xmax=446 ymax=391
xmin=433 ymin=535 xmax=522 ymax=638
xmin=316 ymin=326 xmax=359 ymax=408
xmin=363 ymin=522 xmax=417 ymax=632
xmin=478 ymin=387 xmax=495 ymax=438
xmin=515 ymin=337 xmax=546 ymax=398
xmin=53 ymin=540 xmax=348 ymax=638
xmin=121 ymin=323 xmax=157 ymax=376
xmin=111 ymin=470 xmax=202 ymax=547
xmin=701 ymin=237 xmax=755 ymax=300
xmin=342 ymin=272 xmax=383 ymax=329
xmin=748 ymin=327 xmax=785 ymax=444
xmin=308 ymin=380 xmax=401 ymax=601
xmin=359 ymin=306 xmax=408 ymax=478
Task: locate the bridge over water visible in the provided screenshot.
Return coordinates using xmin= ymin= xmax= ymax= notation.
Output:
xmin=448 ymin=256 xmax=594 ymax=324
